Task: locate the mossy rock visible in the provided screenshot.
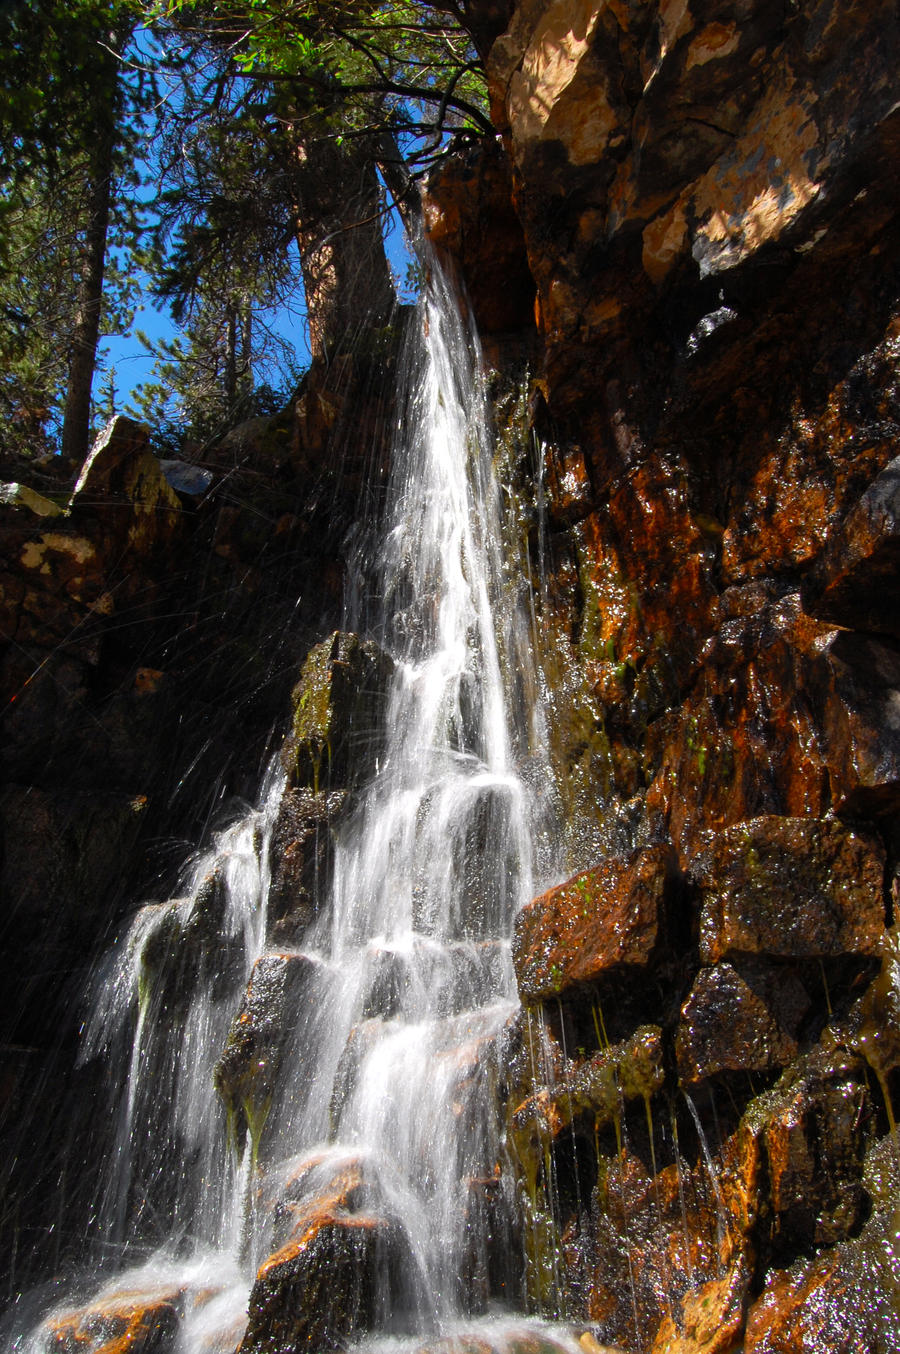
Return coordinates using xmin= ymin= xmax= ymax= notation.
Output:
xmin=281 ymin=631 xmax=394 ymax=791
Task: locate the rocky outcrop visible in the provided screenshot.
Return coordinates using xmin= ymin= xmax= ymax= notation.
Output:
xmin=420 ymin=1 xmax=900 ymax=1349
xmin=281 ymin=630 xmax=394 ymax=792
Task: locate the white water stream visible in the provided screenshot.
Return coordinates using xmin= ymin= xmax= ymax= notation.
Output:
xmin=21 ymin=266 xmax=580 ymax=1354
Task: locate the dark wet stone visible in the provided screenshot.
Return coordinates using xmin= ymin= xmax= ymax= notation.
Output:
xmin=242 ymin=1209 xmax=419 ymax=1354
xmin=802 ymin=454 xmax=900 ymax=639
xmin=267 ymin=788 xmax=347 ymax=941
xmin=280 ymin=631 xmax=394 ymax=792
xmin=691 ymin=816 xmax=886 ymax=963
xmin=215 ymin=951 xmax=320 ymax=1148
xmin=676 ymin=963 xmax=798 ymax=1087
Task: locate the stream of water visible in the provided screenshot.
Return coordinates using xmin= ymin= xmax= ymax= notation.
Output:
xmin=19 ymin=264 xmax=581 ymax=1354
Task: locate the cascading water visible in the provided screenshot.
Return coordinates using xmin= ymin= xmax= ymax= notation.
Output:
xmin=19 ymin=263 xmax=581 ymax=1354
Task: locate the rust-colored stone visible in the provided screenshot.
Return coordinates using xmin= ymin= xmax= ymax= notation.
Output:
xmin=649 ymin=1259 xmax=750 ymax=1354
xmin=676 ymin=964 xmax=798 ymax=1087
xmin=512 ymin=844 xmax=674 ymax=1001
xmin=690 ymin=816 xmax=885 ymax=964
xmin=46 ymin=1288 xmax=183 ymax=1354
xmin=423 ymin=139 xmax=536 ymax=334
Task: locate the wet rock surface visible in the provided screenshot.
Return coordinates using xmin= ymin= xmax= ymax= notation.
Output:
xmin=242 ymin=1153 xmax=419 ymax=1354
xmin=281 ymin=631 xmax=394 ymax=792
xmin=215 ymin=952 xmax=321 ymax=1150
xmin=512 ymin=844 xmax=676 ymax=1001
xmin=691 ymin=816 xmax=886 ymax=964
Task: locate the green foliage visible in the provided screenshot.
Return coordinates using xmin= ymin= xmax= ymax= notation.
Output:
xmin=148 ymin=0 xmax=491 ymax=164
xmin=0 ymin=0 xmax=150 ymax=460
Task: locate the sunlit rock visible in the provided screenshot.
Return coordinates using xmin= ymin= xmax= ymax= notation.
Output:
xmin=513 ymin=844 xmax=676 ymax=1001
xmin=649 ymin=1258 xmax=750 ymax=1354
xmin=70 ymin=415 xmax=181 ymax=554
xmin=691 ymin=816 xmax=886 ymax=964
xmin=742 ymin=1204 xmax=900 ymax=1350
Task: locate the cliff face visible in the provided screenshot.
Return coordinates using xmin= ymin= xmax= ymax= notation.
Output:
xmin=424 ymin=0 xmax=900 ymax=1348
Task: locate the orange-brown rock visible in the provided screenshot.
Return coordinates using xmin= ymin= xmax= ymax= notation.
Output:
xmin=690 ymin=816 xmax=885 ymax=964
xmin=241 ymin=1200 xmax=418 ymax=1354
xmin=46 ymin=1287 xmax=183 ymax=1354
xmin=485 ymin=0 xmax=900 ymax=393
xmin=801 ymin=455 xmax=900 ymax=639
xmin=423 ymin=139 xmax=536 ymax=334
xmin=742 ymin=1205 xmax=900 ymax=1351
xmin=512 ymin=844 xmax=675 ymax=1001
xmin=676 ymin=963 xmax=799 ymax=1087
xmin=649 ymin=1260 xmax=750 ymax=1354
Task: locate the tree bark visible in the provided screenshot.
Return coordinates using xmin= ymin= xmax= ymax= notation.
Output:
xmin=60 ymin=88 xmax=116 ymax=467
xmin=290 ymin=133 xmax=396 ymax=361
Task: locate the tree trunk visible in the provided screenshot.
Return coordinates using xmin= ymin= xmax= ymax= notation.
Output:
xmin=290 ymin=134 xmax=396 ymax=361
xmin=60 ymin=89 xmax=116 ymax=467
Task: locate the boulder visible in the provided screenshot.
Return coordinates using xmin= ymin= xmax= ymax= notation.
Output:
xmin=70 ymin=415 xmax=181 ymax=555
xmin=241 ymin=1199 xmax=419 ymax=1354
xmin=512 ymin=844 xmax=675 ymax=1001
xmin=280 ymin=632 xmax=394 ymax=792
xmin=215 ymin=952 xmax=320 ymax=1149
xmin=675 ymin=963 xmax=799 ymax=1087
xmin=690 ymin=816 xmax=886 ymax=964
xmin=45 ymin=1287 xmax=183 ymax=1354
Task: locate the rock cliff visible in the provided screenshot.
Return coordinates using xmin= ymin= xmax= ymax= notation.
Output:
xmin=423 ymin=0 xmax=900 ymax=1348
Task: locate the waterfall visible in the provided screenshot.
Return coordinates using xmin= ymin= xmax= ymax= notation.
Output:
xmin=19 ymin=265 xmax=582 ymax=1354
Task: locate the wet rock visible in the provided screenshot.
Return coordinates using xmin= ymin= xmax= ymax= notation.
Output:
xmin=423 ymin=138 xmax=536 ymax=334
xmin=818 ymin=630 xmax=900 ymax=816
xmin=513 ymin=844 xmax=676 ymax=1002
xmin=267 ymin=789 xmax=347 ymax=941
xmin=649 ymin=1259 xmax=750 ymax=1354
xmin=742 ymin=1204 xmax=900 ymax=1351
xmin=691 ymin=816 xmax=886 ymax=964
xmin=215 ymin=951 xmax=320 ymax=1149
xmin=241 ymin=1206 xmax=418 ymax=1354
xmin=676 ymin=964 xmax=799 ymax=1087
xmin=802 ymin=455 xmax=900 ymax=639
xmin=280 ymin=631 xmax=394 ymax=792
xmin=842 ymin=926 xmax=900 ymax=1080
xmin=46 ymin=1287 xmax=183 ymax=1354
xmin=508 ymin=1025 xmax=664 ymax=1175
xmin=139 ymin=867 xmax=239 ymax=1005
xmin=740 ymin=1046 xmax=869 ymax=1252
xmin=261 ymin=1150 xmax=372 ymax=1252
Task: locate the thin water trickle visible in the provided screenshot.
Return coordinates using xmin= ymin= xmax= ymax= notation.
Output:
xmin=20 ymin=263 xmax=570 ymax=1354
